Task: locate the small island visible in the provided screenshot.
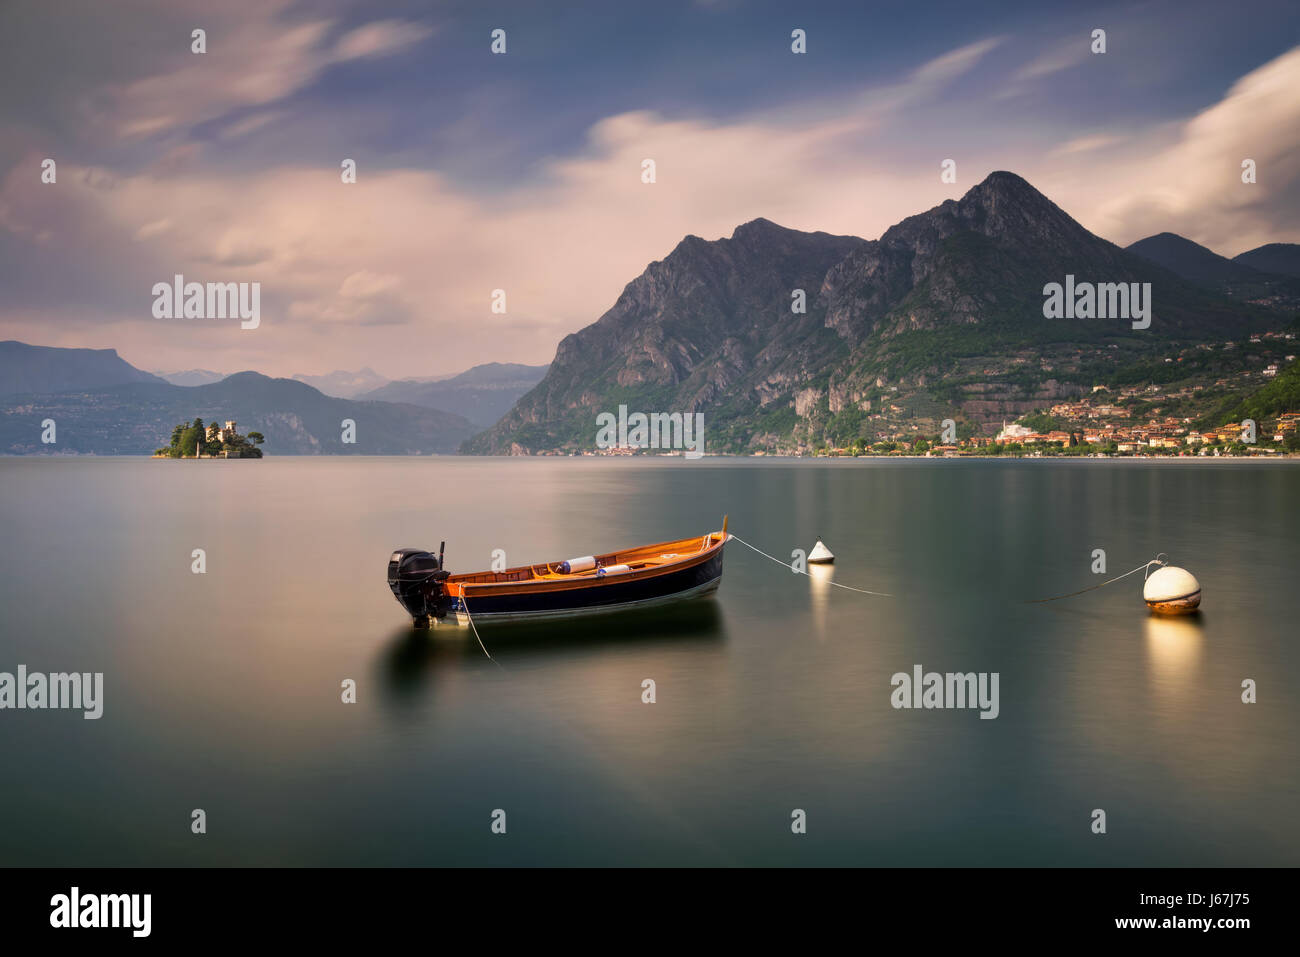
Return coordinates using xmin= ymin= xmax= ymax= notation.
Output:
xmin=154 ymin=419 xmax=265 ymax=458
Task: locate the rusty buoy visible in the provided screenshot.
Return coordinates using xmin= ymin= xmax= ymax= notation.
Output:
xmin=1143 ymin=566 xmax=1201 ymax=615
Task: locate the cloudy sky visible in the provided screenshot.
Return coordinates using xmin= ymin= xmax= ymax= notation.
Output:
xmin=1 ymin=0 xmax=1297 ymax=379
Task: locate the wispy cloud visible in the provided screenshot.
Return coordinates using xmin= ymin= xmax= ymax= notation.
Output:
xmin=93 ymin=4 xmax=433 ymax=141
xmin=852 ymin=36 xmax=1005 ymax=123
xmin=1050 ymin=133 xmax=1123 ymax=156
xmin=133 ymin=218 xmax=172 ymax=241
xmin=1011 ymin=36 xmax=1092 ymax=82
xmin=1083 ymin=45 xmax=1300 ymax=251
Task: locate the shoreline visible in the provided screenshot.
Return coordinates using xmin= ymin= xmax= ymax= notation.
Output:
xmin=3 ymin=451 xmax=1298 ymax=462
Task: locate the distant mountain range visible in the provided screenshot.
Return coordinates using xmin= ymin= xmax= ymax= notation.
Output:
xmin=1232 ymin=243 xmax=1300 ymax=279
xmin=358 ymin=362 xmax=549 ymax=427
xmin=0 ymin=349 xmax=476 ymax=454
xmin=0 ymin=346 xmax=546 ymax=454
xmin=1125 ymin=233 xmax=1300 ymax=305
xmin=468 ymin=171 xmax=1294 ymax=454
xmin=153 ymin=368 xmax=227 ymax=387
xmin=282 ymin=364 xmax=548 ymax=408
xmin=1 ymin=341 xmax=167 ymax=394
xmin=291 ymin=367 xmax=390 ymax=398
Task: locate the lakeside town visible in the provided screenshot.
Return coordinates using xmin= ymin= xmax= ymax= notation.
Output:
xmin=829 ymin=336 xmax=1300 ymax=457
xmin=547 ymin=402 xmax=1300 ymax=458
xmin=555 ymin=330 xmax=1300 ymax=459
xmin=570 ymin=407 xmax=1299 ymax=458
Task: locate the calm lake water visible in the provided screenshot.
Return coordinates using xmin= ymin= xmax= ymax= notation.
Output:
xmin=0 ymin=456 xmax=1296 ymax=866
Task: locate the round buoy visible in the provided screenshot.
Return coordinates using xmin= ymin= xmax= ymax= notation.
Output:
xmin=1143 ymin=566 xmax=1201 ymax=615
xmin=808 ymin=540 xmax=834 ymax=564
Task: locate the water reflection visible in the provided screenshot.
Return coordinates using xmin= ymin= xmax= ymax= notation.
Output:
xmin=377 ymin=625 xmax=473 ymax=701
xmin=483 ymin=596 xmax=725 ymax=651
xmin=375 ymin=598 xmax=727 ymax=705
xmin=1144 ymin=613 xmax=1204 ymax=714
xmin=808 ymin=563 xmax=834 ymax=639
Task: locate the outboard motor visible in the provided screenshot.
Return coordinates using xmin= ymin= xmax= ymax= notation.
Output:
xmin=387 ymin=544 xmax=451 ymax=627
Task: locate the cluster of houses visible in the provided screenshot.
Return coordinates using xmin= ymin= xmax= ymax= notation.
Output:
xmin=807 ymin=398 xmax=1298 ymax=457
xmin=992 ymin=413 xmax=1298 ymax=454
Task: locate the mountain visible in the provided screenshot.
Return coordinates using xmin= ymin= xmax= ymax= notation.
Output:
xmin=465 ymin=217 xmax=869 ymax=452
xmin=153 ymin=368 xmax=227 ymax=387
xmin=0 ymin=340 xmax=167 ymax=395
xmin=468 ymin=172 xmax=1288 ymax=454
xmin=1126 ymin=233 xmax=1271 ymax=285
xmin=358 ymin=362 xmax=549 ymax=427
xmin=0 ymin=367 xmax=475 ymax=454
xmin=1233 ymin=243 xmax=1300 ymax=278
xmin=1126 ymin=233 xmax=1300 ymax=304
xmin=292 ymin=367 xmax=389 ymax=398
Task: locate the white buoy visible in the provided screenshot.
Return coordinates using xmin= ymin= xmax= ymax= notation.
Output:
xmin=808 ymin=540 xmax=834 ymax=564
xmin=1143 ymin=566 xmax=1201 ymax=615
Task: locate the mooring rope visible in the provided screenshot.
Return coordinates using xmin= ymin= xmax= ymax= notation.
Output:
xmin=457 ymin=593 xmax=499 ymax=665
xmin=449 ymin=536 xmax=1155 ymax=650
xmin=727 ymin=533 xmax=893 ymax=597
xmin=1024 ymin=554 xmax=1168 ymax=604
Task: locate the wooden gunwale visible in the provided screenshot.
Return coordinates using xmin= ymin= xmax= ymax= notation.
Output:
xmin=444 ymin=530 xmax=730 ymax=599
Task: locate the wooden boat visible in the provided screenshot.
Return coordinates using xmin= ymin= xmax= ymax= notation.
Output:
xmin=387 ymin=519 xmax=731 ymax=627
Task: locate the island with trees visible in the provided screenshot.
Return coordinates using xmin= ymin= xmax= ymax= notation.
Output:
xmin=154 ymin=419 xmax=265 ymax=458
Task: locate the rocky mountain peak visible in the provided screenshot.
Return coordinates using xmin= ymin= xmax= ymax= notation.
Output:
xmin=466 ymin=172 xmax=1280 ymax=455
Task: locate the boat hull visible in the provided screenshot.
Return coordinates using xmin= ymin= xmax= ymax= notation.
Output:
xmin=451 ymin=547 xmax=725 ymax=626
